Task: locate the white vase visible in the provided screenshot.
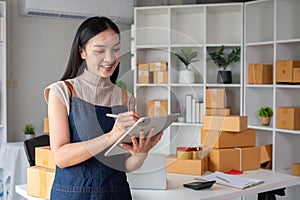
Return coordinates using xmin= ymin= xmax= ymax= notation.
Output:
xmin=179 ymin=70 xmax=195 ymax=84
xmin=24 ymin=134 xmax=35 ymax=140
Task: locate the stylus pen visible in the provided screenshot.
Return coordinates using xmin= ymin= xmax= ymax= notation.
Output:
xmin=106 ymin=113 xmax=118 ymax=118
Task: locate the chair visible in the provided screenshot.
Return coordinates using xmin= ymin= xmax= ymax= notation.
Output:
xmin=24 ymin=134 xmax=50 ymax=166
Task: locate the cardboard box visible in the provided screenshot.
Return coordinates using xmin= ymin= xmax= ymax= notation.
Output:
xmin=293 ymin=68 xmax=300 ymax=83
xmin=202 ymin=115 xmax=248 ymax=132
xmin=148 ymin=99 xmax=168 ymax=116
xmin=206 ymin=108 xmax=230 ymax=116
xmin=276 ymin=107 xmax=300 ymax=130
xmin=149 ymin=61 xmax=168 ymax=72
xmin=206 ymin=88 xmax=226 ymax=108
xmin=291 ymin=163 xmax=300 ymax=176
xmin=276 ymin=60 xmax=300 ymax=83
xmin=153 ymin=71 xmax=168 ymax=84
xmin=27 ymin=166 xmax=55 ymax=199
xmin=137 ymin=63 xmax=153 ymax=84
xmin=166 ymin=154 xmax=208 ymax=175
xmin=260 ymin=144 xmax=272 ymax=169
xmin=208 ymin=147 xmax=260 ymax=172
xmin=248 ymin=63 xmax=273 ymax=84
xmin=35 ymin=146 xmax=56 ymax=170
xmin=201 ymin=128 xmax=256 ymax=149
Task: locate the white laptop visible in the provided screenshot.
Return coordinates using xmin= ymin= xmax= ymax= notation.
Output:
xmin=127 ymin=153 xmax=167 ymax=190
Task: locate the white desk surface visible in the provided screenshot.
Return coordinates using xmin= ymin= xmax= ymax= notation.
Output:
xmin=16 ymin=169 xmax=300 ymax=200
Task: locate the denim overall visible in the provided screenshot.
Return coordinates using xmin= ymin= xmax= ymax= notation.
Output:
xmin=50 ymin=81 xmax=132 ymax=200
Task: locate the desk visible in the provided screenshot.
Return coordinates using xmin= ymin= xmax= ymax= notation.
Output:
xmin=16 ymin=169 xmax=300 ymax=200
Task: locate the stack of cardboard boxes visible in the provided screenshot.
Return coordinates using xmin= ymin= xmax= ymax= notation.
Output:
xmin=166 ymin=149 xmax=208 ymax=176
xmin=137 ymin=61 xmax=168 ymax=84
xmin=202 ymin=88 xmax=261 ymax=173
xmin=27 ymin=146 xmax=55 ymax=199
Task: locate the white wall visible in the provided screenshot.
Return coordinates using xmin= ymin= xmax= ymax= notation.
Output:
xmin=6 ymin=0 xmax=132 ymax=141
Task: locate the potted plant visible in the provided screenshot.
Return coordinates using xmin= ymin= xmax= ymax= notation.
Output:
xmin=258 ymin=106 xmax=273 ymax=126
xmin=208 ymin=45 xmax=241 ymax=84
xmin=174 ymin=47 xmax=199 ymax=84
xmin=23 ymin=123 xmax=36 ymax=140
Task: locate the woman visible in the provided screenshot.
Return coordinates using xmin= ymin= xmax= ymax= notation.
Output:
xmin=44 ymin=16 xmax=163 ymax=199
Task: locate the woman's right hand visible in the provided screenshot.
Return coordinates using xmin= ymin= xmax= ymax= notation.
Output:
xmin=107 ymin=111 xmax=140 ymax=143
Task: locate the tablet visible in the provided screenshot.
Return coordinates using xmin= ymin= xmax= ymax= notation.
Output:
xmin=104 ymin=113 xmax=180 ymax=157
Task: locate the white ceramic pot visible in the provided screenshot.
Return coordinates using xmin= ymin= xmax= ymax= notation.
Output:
xmin=24 ymin=134 xmax=35 ymax=140
xmin=179 ymin=70 xmax=195 ymax=84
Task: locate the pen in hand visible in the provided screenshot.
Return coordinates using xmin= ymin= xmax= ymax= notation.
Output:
xmin=106 ymin=113 xmax=118 ymax=119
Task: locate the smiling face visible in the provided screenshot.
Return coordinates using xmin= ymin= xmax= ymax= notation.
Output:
xmin=79 ymin=28 xmax=121 ymax=78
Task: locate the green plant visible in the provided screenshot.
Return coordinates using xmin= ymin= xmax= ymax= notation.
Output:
xmin=23 ymin=124 xmax=35 ymax=135
xmin=258 ymin=106 xmax=273 ymax=117
xmin=174 ymin=47 xmax=199 ymax=70
xmin=208 ymin=45 xmax=241 ymax=70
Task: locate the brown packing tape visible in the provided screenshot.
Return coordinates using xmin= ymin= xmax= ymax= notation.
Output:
xmin=39 ymin=169 xmax=47 ymax=198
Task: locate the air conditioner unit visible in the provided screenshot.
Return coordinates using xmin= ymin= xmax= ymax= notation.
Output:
xmin=18 ymin=0 xmax=134 ymax=24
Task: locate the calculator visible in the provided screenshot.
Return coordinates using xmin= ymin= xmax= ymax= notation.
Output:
xmin=183 ymin=180 xmax=216 ymax=190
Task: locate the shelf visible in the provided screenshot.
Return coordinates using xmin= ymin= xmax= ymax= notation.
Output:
xmin=248 ymin=125 xmax=273 ymax=132
xmin=206 ymin=84 xmax=241 ymax=88
xmin=245 ymin=41 xmax=274 ymax=46
xmin=170 ymin=83 xmax=203 ymax=87
xmin=275 ymin=84 xmax=300 ymax=89
xmin=136 ymin=45 xmax=169 ymax=49
xmin=245 ymin=84 xmax=274 ymax=88
xmin=136 ymin=83 xmax=169 ymax=87
xmin=275 ymin=129 xmax=300 ymax=135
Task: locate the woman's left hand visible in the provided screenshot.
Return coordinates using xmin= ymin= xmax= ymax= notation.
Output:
xmin=120 ymin=128 xmax=163 ymax=156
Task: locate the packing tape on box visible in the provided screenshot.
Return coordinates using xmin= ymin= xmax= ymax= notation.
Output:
xmin=39 ymin=170 xmax=47 ymax=198
xmin=139 ymin=71 xmax=149 ymax=76
xmin=236 ymin=147 xmax=243 ymax=170
xmin=158 ymin=72 xmax=163 ymax=83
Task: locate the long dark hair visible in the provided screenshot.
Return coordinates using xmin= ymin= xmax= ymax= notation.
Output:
xmin=60 ymin=16 xmax=120 ymax=83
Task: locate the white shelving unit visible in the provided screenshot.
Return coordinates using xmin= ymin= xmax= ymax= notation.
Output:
xmin=244 ymin=0 xmax=300 ymax=198
xmin=132 ymin=3 xmax=243 ymax=155
xmin=0 ymin=1 xmax=7 ymax=149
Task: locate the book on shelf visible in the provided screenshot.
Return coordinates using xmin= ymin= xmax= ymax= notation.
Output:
xmin=0 ymin=17 xmax=4 ymax=42
xmin=185 ymin=94 xmax=203 ymax=124
xmin=196 ymin=171 xmax=264 ymax=189
xmin=185 ymin=95 xmax=192 ymax=123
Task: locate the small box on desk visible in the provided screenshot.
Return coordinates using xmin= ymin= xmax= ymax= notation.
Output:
xmin=202 ymin=115 xmax=248 ymax=132
xmin=206 ymin=88 xmax=226 ymax=108
xmin=208 ymin=147 xmax=260 ymax=172
xmin=148 ymin=99 xmax=168 ymax=116
xmin=27 ymin=166 xmax=55 ymax=199
xmin=276 ymin=107 xmax=300 ymax=130
xmin=166 ymin=154 xmax=208 ymax=175
xmin=201 ymin=129 xmax=256 ymax=149
xmin=35 ymin=146 xmax=56 ymax=170
xmin=276 ymin=60 xmax=300 ymax=83
xmin=248 ymin=63 xmax=273 ymax=84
